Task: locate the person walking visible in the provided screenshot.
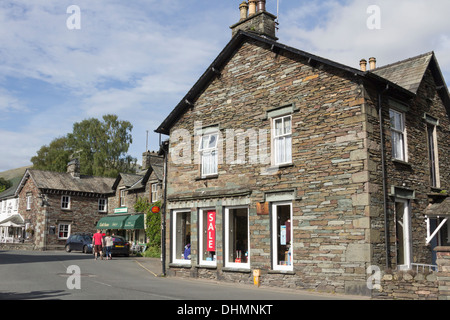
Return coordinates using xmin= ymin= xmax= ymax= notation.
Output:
xmin=92 ymin=229 xmax=104 ymax=260
xmin=103 ymin=232 xmax=113 ymax=260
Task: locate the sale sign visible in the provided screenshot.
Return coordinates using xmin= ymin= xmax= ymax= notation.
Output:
xmin=206 ymin=210 xmax=216 ymax=252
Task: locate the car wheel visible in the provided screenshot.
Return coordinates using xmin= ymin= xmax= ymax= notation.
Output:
xmin=65 ymin=244 xmax=72 ymax=252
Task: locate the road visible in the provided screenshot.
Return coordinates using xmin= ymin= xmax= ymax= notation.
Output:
xmin=0 ymin=250 xmax=362 ymax=303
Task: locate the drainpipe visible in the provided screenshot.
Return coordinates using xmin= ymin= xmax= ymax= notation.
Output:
xmin=378 ymin=84 xmax=391 ymax=269
xmin=160 ymin=135 xmax=169 ymax=276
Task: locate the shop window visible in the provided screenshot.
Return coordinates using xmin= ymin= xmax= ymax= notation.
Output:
xmin=272 ymin=202 xmax=293 ymax=271
xmin=225 ymin=207 xmax=249 ymax=268
xmin=172 ymin=210 xmax=191 ymax=264
xmin=199 ymin=208 xmax=217 ymax=266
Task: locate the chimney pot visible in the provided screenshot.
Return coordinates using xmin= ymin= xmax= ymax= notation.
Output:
xmin=257 ymin=0 xmax=266 ymax=12
xmin=369 ymin=57 xmax=376 ymax=70
xmin=239 ymin=1 xmax=249 ymax=21
xmin=248 ymin=0 xmax=257 ymax=16
xmin=360 ymin=59 xmax=367 ymax=72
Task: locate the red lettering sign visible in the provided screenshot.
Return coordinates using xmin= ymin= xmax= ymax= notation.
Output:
xmin=206 ymin=211 xmax=215 ymax=252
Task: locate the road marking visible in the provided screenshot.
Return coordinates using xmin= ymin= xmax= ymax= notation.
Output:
xmin=134 ymin=260 xmax=158 ymax=277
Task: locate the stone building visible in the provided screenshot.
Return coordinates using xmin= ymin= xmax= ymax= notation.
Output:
xmin=155 ymin=1 xmax=449 ymax=295
xmin=16 ymin=159 xmax=115 ymax=250
xmin=97 ymin=151 xmax=164 ymax=244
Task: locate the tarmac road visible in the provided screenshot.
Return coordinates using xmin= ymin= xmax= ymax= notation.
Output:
xmin=0 ymin=250 xmax=363 ymax=302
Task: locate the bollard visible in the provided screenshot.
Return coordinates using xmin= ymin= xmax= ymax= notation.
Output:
xmin=253 ymin=269 xmax=261 ymax=287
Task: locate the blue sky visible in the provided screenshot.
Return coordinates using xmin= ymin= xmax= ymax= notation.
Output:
xmin=1 ymin=0 xmax=449 ymax=171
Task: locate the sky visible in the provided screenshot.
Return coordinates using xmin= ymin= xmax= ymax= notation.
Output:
xmin=0 ymin=0 xmax=449 ymax=172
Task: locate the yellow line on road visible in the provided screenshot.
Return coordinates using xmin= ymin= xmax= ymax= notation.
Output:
xmin=134 ymin=260 xmax=158 ymax=277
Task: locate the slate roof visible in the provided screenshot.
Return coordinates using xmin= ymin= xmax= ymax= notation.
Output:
xmin=426 ymin=197 xmax=450 ymax=216
xmin=19 ymin=169 xmax=115 ymax=195
xmin=371 ymin=52 xmax=434 ymax=94
xmin=155 ymin=30 xmax=429 ymax=135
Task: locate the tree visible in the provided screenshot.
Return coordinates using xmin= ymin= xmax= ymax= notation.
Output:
xmin=31 ymin=136 xmax=72 ymax=172
xmin=0 ymin=177 xmax=12 ymax=193
xmin=31 ymin=114 xmax=137 ymax=177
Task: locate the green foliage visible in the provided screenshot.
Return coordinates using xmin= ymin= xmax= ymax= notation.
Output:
xmin=134 ymin=198 xmax=162 ymax=249
xmin=31 ymin=114 xmax=137 ymax=177
xmin=0 ymin=177 xmax=12 ymax=193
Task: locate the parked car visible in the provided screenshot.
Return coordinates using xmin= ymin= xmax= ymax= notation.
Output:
xmin=65 ymin=233 xmax=93 ymax=254
xmin=110 ymin=235 xmax=130 ymax=257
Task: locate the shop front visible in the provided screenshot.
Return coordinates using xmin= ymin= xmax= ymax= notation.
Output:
xmin=96 ymin=213 xmax=146 ymax=248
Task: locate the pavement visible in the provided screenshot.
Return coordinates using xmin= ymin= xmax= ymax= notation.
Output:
xmin=132 ymin=256 xmax=164 ymax=277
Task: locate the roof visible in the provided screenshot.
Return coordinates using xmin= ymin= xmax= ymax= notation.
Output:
xmin=0 ymin=176 xmax=22 ymax=199
xmin=371 ymin=52 xmax=434 ymax=93
xmin=18 ymin=169 xmax=115 ymax=195
xmin=426 ymin=197 xmax=450 ymax=217
xmin=155 ymin=30 xmax=419 ymax=135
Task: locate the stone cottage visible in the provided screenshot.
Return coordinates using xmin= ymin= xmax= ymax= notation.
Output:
xmin=155 ymin=1 xmax=450 ymax=295
xmin=98 ymin=151 xmax=164 ymax=245
xmin=16 ymin=159 xmax=115 ymax=250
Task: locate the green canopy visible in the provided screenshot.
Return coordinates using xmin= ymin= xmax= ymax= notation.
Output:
xmin=96 ymin=215 xmax=128 ymax=229
xmin=123 ymin=214 xmax=145 ymax=230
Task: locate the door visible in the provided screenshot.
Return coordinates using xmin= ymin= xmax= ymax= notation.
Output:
xmin=395 ymin=199 xmax=412 ymax=270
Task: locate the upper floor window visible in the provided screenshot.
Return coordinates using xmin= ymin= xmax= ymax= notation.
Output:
xmin=120 ymin=189 xmax=126 ymax=207
xmin=199 ymin=133 xmax=218 ymax=177
xmin=426 ymin=115 xmax=440 ymax=188
xmin=389 ymin=109 xmax=407 ymax=161
xmin=61 ymin=195 xmax=71 ymax=210
xmin=272 ymin=115 xmax=292 ymax=165
xmin=26 ymin=193 xmax=32 ymax=210
xmin=98 ymin=198 xmax=107 ymax=212
xmin=151 ymin=183 xmax=159 ymax=203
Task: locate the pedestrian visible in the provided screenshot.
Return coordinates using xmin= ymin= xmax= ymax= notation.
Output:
xmin=103 ymin=232 xmax=113 ymax=260
xmin=92 ymin=229 xmax=104 ymax=260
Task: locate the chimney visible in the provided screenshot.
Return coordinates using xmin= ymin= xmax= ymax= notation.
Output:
xmin=257 ymin=0 xmax=266 ymax=12
xmin=359 ymin=59 xmax=367 ymax=72
xmin=239 ymin=1 xmax=248 ymax=21
xmin=67 ymin=158 xmax=80 ymax=178
xmin=142 ymin=150 xmax=162 ymax=170
xmin=248 ymin=0 xmax=257 ymax=16
xmin=369 ymin=57 xmax=376 ymax=70
xmin=230 ymin=1 xmax=278 ymax=40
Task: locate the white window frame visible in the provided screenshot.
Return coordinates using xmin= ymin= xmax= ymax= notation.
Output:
xmin=61 ymin=195 xmax=71 ymax=210
xmin=58 ymin=223 xmax=71 ymax=240
xmin=26 ymin=193 xmax=32 ymax=210
xmin=98 ymin=198 xmax=107 ymax=212
xmin=395 ymin=198 xmax=412 ymax=270
xmin=199 ymin=208 xmax=217 ymax=267
xmin=224 ymin=206 xmax=250 ymax=269
xmin=272 ymin=115 xmax=292 ymax=166
xmin=199 ymin=133 xmax=218 ymax=177
xmin=172 ymin=209 xmax=192 ymax=265
xmin=272 ymin=201 xmax=293 ymax=271
xmin=389 ymin=109 xmax=408 ymax=161
xmin=120 ymin=189 xmax=126 ymax=207
xmin=151 ymin=183 xmax=159 ymax=202
xmin=426 ymin=121 xmax=440 ymax=188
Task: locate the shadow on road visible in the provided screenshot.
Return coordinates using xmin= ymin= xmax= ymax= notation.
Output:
xmin=0 ymin=290 xmax=70 ymax=300
xmin=0 ymin=250 xmax=93 ymax=265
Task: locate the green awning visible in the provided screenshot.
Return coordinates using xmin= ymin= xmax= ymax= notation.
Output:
xmin=123 ymin=214 xmax=145 ymax=230
xmin=96 ymin=215 xmax=129 ymax=229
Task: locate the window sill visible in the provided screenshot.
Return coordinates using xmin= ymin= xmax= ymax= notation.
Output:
xmin=268 ymin=269 xmax=295 ymax=275
xmin=195 ymin=264 xmax=217 ymax=269
xmin=195 ymin=174 xmax=218 ymax=181
xmin=169 ymin=262 xmax=192 ymax=269
xmin=222 ymin=267 xmax=251 ymax=273
xmin=392 ymin=159 xmax=412 ymax=167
